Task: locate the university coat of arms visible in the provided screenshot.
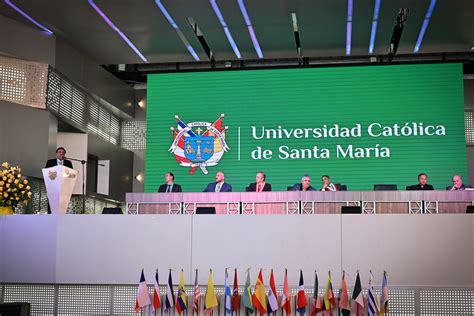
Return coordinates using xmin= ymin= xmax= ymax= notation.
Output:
xmin=168 ymin=114 xmax=229 ymax=174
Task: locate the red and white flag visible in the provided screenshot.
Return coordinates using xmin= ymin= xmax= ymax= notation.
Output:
xmin=152 ymin=269 xmax=161 ymax=311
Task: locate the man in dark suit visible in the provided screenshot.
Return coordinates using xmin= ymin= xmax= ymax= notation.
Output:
xmin=290 ymin=174 xmax=316 ymax=191
xmin=45 ymin=147 xmax=73 ymax=169
xmin=158 ymin=172 xmax=182 ymax=192
xmin=407 ymin=173 xmax=434 ymax=190
xmin=203 ymin=171 xmax=232 ymax=192
xmin=449 ymin=175 xmax=466 ymax=191
xmin=246 ymin=171 xmax=272 ymax=192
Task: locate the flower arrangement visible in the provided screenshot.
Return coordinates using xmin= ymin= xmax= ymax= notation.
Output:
xmin=0 ymin=162 xmax=32 ymax=208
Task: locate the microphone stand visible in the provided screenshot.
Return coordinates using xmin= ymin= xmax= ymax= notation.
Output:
xmin=66 ymin=157 xmax=105 ymax=214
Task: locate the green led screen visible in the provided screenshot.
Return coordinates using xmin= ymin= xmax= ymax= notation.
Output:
xmin=145 ymin=63 xmax=466 ymax=192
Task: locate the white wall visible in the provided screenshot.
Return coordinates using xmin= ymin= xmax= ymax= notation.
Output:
xmin=1 ymin=215 xmax=473 ymax=288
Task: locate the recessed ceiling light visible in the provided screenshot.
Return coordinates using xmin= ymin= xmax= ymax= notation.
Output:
xmin=237 ymin=0 xmax=263 ymax=59
xmin=4 ymin=0 xmax=53 ymax=35
xmin=88 ymin=0 xmax=148 ymax=63
xmin=414 ymin=0 xmax=437 ymax=53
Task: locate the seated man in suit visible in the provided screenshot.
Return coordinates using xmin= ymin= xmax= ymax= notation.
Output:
xmin=321 ymin=175 xmax=338 ymax=191
xmin=450 ymin=175 xmax=466 ymax=191
xmin=290 ymin=174 xmax=316 ymax=191
xmin=45 ymin=147 xmax=73 ymax=169
xmin=203 ymin=171 xmax=232 ymax=192
xmin=158 ymin=172 xmax=182 ymax=192
xmin=407 ymin=173 xmax=434 ymax=190
xmin=246 ymin=171 xmax=272 ymax=192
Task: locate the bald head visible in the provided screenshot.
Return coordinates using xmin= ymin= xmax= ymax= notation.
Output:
xmin=215 ymin=172 xmax=225 ymax=183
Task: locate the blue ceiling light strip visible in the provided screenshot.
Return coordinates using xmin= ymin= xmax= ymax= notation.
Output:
xmin=4 ymin=0 xmax=53 ymax=35
xmin=210 ymin=0 xmax=241 ymax=59
xmin=88 ymin=0 xmax=148 ymax=63
xmin=346 ymin=0 xmax=354 ymax=55
xmin=368 ymin=0 xmax=381 ymax=54
xmin=237 ymin=0 xmax=263 ymax=59
xmin=154 ymin=0 xmax=200 ymax=61
xmin=414 ymin=0 xmax=437 ymax=53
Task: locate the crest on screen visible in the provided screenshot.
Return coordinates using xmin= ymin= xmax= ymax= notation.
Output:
xmin=168 ymin=114 xmax=229 ymax=174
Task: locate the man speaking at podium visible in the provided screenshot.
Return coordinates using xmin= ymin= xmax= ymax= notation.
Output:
xmin=45 ymin=147 xmax=73 ymax=169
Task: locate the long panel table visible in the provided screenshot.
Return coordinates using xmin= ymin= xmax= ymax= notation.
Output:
xmin=126 ymin=191 xmax=474 ymax=214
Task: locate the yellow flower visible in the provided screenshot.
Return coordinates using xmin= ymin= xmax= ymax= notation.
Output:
xmin=14 ymin=179 xmax=19 ymax=185
xmin=27 ymin=192 xmax=32 ymax=197
xmin=26 ymin=186 xmax=31 ymax=190
xmin=23 ymin=180 xmax=28 ymax=184
xmin=6 ymin=183 xmax=10 ymax=188
xmin=19 ymin=184 xmax=24 ymax=189
xmin=2 ymin=176 xmax=7 ymax=181
xmin=17 ymin=174 xmax=22 ymax=178
xmin=15 ymin=197 xmax=19 ymax=201
xmin=1 ymin=162 xmax=9 ymax=168
xmin=0 ymin=181 xmax=3 ymax=186
xmin=3 ymin=193 xmax=7 ymax=198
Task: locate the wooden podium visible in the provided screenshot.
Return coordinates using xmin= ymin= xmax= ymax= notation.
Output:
xmin=42 ymin=165 xmax=78 ymax=214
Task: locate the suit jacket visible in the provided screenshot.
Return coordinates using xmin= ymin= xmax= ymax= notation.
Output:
xmin=203 ymin=182 xmax=232 ymax=192
xmin=290 ymin=183 xmax=316 ymax=191
xmin=407 ymin=184 xmax=434 ymax=191
xmin=158 ymin=183 xmax=182 ymax=192
xmin=246 ymin=182 xmax=272 ymax=192
xmin=45 ymin=158 xmax=73 ymax=169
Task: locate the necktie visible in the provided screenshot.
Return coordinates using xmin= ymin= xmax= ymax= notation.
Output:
xmin=167 ymin=185 xmax=171 ymax=192
xmin=215 ymin=183 xmax=222 ymax=192
xmin=58 ymin=159 xmax=63 ymax=166
xmin=257 ymin=183 xmax=263 ymax=192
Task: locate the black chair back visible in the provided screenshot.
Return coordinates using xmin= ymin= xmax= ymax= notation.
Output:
xmin=374 ymin=184 xmax=397 ymax=191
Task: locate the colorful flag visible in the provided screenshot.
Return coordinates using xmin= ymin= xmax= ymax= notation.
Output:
xmin=368 ymin=271 xmax=379 ymax=316
xmin=281 ymin=269 xmax=292 ymax=315
xmin=242 ymin=270 xmax=254 ymax=313
xmin=176 ymin=269 xmax=187 ymax=314
xmin=379 ymin=271 xmax=389 ymax=315
xmin=267 ymin=269 xmax=278 ymax=313
xmin=225 ymin=269 xmax=232 ymax=314
xmin=352 ymin=272 xmax=364 ymax=316
xmin=152 ymin=269 xmax=161 ymax=311
xmin=166 ymin=270 xmax=175 ymax=310
xmin=232 ymin=268 xmax=241 ymax=312
xmin=205 ymin=269 xmax=219 ymax=313
xmin=135 ymin=269 xmax=151 ymax=313
xmin=323 ymin=271 xmax=336 ymax=315
xmin=296 ymin=270 xmax=308 ymax=315
xmin=310 ymin=271 xmax=322 ymax=316
xmin=339 ymin=271 xmax=350 ymax=316
xmin=252 ymin=269 xmax=267 ymax=314
xmin=193 ymin=269 xmax=200 ymax=314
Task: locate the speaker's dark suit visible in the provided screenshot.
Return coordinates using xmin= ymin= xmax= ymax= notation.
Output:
xmin=45 ymin=159 xmax=73 ymax=169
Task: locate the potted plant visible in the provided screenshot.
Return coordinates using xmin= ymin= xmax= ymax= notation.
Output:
xmin=0 ymin=162 xmax=32 ymax=214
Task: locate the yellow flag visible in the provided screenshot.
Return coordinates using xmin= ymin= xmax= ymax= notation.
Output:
xmin=176 ymin=269 xmax=187 ymax=313
xmin=205 ymin=270 xmax=218 ymax=311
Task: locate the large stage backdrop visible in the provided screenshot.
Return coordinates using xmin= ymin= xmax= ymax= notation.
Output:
xmin=145 ymin=63 xmax=466 ymax=192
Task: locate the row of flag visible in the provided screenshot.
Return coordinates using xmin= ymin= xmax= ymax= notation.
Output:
xmin=136 ymin=269 xmax=389 ymax=316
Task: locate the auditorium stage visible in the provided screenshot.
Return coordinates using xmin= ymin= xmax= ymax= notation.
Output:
xmin=1 ymin=214 xmax=473 ymax=288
